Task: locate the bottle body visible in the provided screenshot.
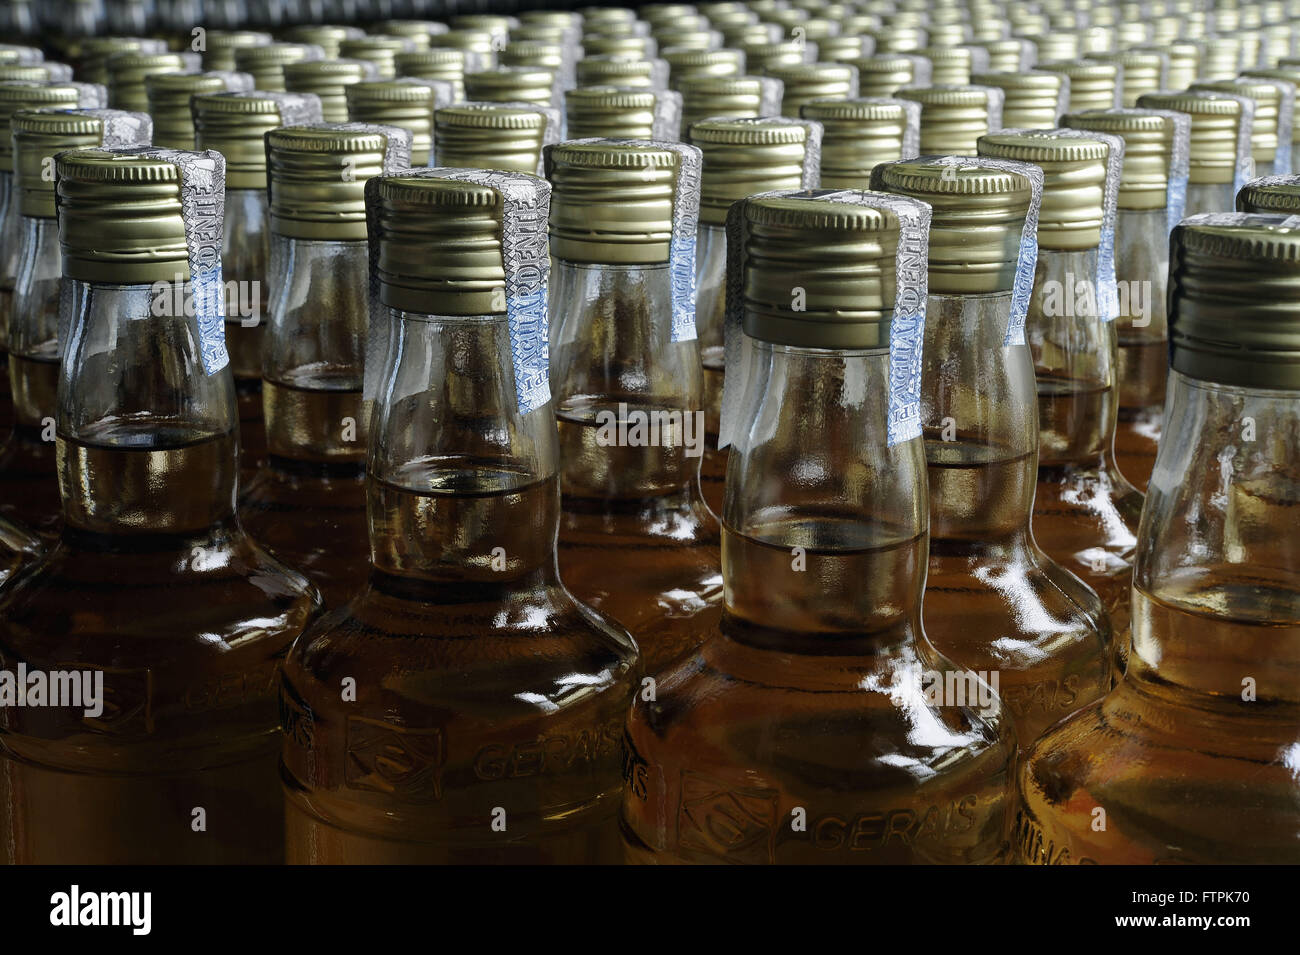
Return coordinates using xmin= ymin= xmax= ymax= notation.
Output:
xmin=1112 ymin=208 xmax=1169 ymax=492
xmin=0 ymin=169 xmax=14 ymax=433
xmin=1027 ymin=247 xmax=1142 ymax=667
xmin=0 ymin=216 xmax=64 ymax=536
xmin=550 ymin=260 xmax=723 ymax=675
xmin=238 ymin=237 xmax=370 ymax=609
xmin=1018 ymin=372 xmax=1300 ymax=863
xmin=919 ymin=292 xmax=1112 ymax=749
xmin=1183 ymin=180 xmax=1236 ymax=217
xmin=0 ymin=280 xmax=318 ymax=864
xmin=623 ymin=343 xmax=1016 ymax=864
xmin=280 ymin=309 xmax=639 ymax=863
xmin=222 ymin=186 xmax=271 ymax=482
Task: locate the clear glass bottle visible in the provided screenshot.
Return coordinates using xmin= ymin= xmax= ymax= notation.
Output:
xmin=280 ymin=170 xmax=638 ymax=864
xmin=621 ymin=191 xmax=1016 ymax=864
xmin=0 ymin=83 xmax=84 ymax=442
xmin=193 ymin=90 xmax=324 ymax=485
xmin=1064 ymin=108 xmax=1182 ymax=493
xmin=547 ymin=139 xmax=723 ymax=676
xmin=1 ymin=95 xmax=116 ymax=539
xmin=1017 ymin=213 xmax=1300 ymax=864
xmin=238 ymin=124 xmax=399 ymax=610
xmin=1138 ymin=90 xmax=1247 ymax=217
xmin=979 ymin=130 xmax=1143 ymax=672
xmin=875 ymin=157 xmax=1113 ymax=749
xmin=0 ymin=147 xmax=318 ymax=864
xmin=688 ymin=117 xmax=814 ymax=517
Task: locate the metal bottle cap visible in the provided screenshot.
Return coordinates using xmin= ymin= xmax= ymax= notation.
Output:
xmin=78 ymin=36 xmax=167 ymax=86
xmin=338 ymin=35 xmax=413 ymax=80
xmin=978 ymin=129 xmax=1109 ymax=249
xmin=396 ymin=48 xmax=468 ymax=101
xmin=972 ymin=70 xmax=1066 ymax=130
xmin=54 ymin=148 xmax=189 ymax=283
xmin=280 ymin=25 xmax=365 ymax=60
xmin=266 ymin=123 xmax=406 ymax=240
xmin=566 ymin=86 xmax=658 ymax=139
xmin=1064 ymin=108 xmax=1182 ymax=211
xmin=1192 ymin=79 xmax=1286 ymax=170
xmin=14 ymin=108 xmax=149 ymax=217
xmin=575 ymin=55 xmax=660 ymax=89
xmin=145 ymin=71 xmax=250 ymax=149
xmin=434 ymin=103 xmax=551 ymax=174
xmin=346 ymin=79 xmax=447 ymax=165
xmin=234 ymin=43 xmax=324 ymax=92
xmin=1138 ymin=91 xmax=1247 ymax=186
xmin=678 ymin=74 xmax=776 ymax=128
xmin=284 ymin=60 xmax=377 ymax=124
xmin=897 ymin=85 xmax=1003 ymax=156
xmin=1236 ymin=175 xmax=1300 ymax=213
xmin=463 ymin=67 xmax=557 ymax=108
xmin=852 ymin=54 xmax=932 ymax=98
xmin=1038 ymin=59 xmax=1119 ymax=113
xmin=193 ymin=91 xmax=324 ymax=190
xmin=763 ymin=62 xmax=857 ymax=117
xmin=200 ymin=30 xmax=272 ymax=72
xmin=105 ymin=51 xmax=194 ymax=112
xmin=0 ymin=83 xmax=85 ymax=171
xmin=873 ymin=157 xmax=1035 ymax=294
xmin=1168 ymin=213 xmax=1300 ymax=389
xmin=690 ymin=116 xmax=817 ymax=225
xmin=662 ymin=48 xmax=745 ymax=88
xmin=801 ymin=97 xmax=918 ymax=188
xmin=546 ymin=138 xmax=696 ymax=265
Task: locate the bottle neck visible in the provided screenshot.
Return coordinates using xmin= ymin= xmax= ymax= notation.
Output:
xmin=923 ymin=290 xmax=1039 ymax=543
xmin=263 ymin=235 xmax=369 ymax=469
xmin=367 ymin=308 xmax=561 ymax=591
xmin=57 ymin=279 xmax=240 ymax=538
xmin=694 ymin=223 xmax=727 ymax=354
xmin=10 ymin=215 xmax=61 ymax=357
xmin=723 ymin=340 xmax=928 ymax=649
xmin=1029 ymin=245 xmax=1121 ymax=466
xmin=222 ymin=187 xmax=270 ymax=381
xmin=1183 ymin=180 xmax=1237 ymax=218
xmin=1115 ymin=207 xmax=1170 ymax=412
xmin=1132 ymin=370 xmax=1300 ymax=704
xmin=549 ymin=257 xmax=707 ymax=503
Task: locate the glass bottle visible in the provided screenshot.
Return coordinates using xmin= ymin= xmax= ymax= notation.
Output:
xmin=978 ymin=129 xmax=1143 ymax=671
xmin=1064 ymin=108 xmax=1186 ymax=492
xmin=688 ymin=117 xmax=816 ymax=517
xmin=0 ymin=82 xmax=84 ymax=442
xmin=1017 ymin=213 xmax=1300 ymax=864
xmin=238 ymin=123 xmax=406 ymax=611
xmin=1 ymin=93 xmax=122 ymax=540
xmin=898 ymin=85 xmax=1002 ymax=157
xmin=193 ymin=90 xmax=325 ymax=485
xmin=621 ymin=190 xmax=1016 ymax=864
xmin=280 ymin=169 xmax=638 ymax=864
xmin=0 ymin=146 xmax=319 ymax=864
xmin=547 ymin=139 xmax=723 ymax=675
xmin=1138 ymin=90 xmax=1249 ymax=217
xmin=801 ymin=97 xmax=917 ymax=189
xmin=433 ymin=103 xmax=553 ymax=175
xmin=875 ymin=157 xmax=1113 ymax=749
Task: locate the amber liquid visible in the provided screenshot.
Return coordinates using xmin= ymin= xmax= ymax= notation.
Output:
xmin=239 ymin=377 xmax=368 ymax=609
xmin=623 ymin=522 xmax=1014 ymax=864
xmin=0 ymin=353 xmax=60 ymax=535
xmin=226 ymin=317 xmax=267 ymax=481
xmin=1033 ymin=376 xmax=1142 ymax=654
xmin=1113 ymin=337 xmax=1167 ymax=492
xmin=701 ymin=348 xmax=726 ymax=518
xmin=282 ymin=473 xmax=638 ymax=863
xmin=1018 ymin=570 xmax=1300 ymax=864
xmin=0 ymin=429 xmax=317 ymax=863
xmin=556 ymin=406 xmax=723 ymax=675
xmin=923 ymin=439 xmax=1111 ymax=748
